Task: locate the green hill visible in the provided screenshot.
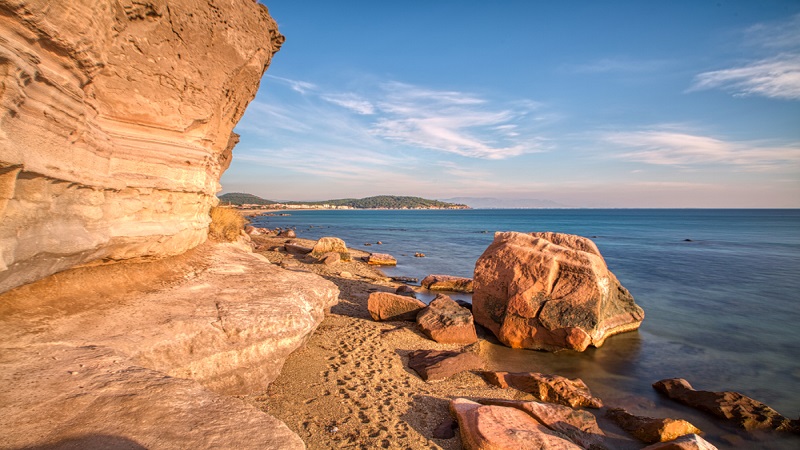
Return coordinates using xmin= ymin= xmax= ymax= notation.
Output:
xmin=218 ymin=192 xmax=274 ymax=206
xmin=290 ymin=195 xmax=469 ymax=209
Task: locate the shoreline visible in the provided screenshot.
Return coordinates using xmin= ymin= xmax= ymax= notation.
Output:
xmin=242 ymin=233 xmax=640 ymax=449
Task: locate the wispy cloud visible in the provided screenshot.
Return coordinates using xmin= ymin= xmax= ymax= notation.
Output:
xmin=567 ymin=57 xmax=672 ymax=74
xmin=604 ymin=129 xmax=800 ymax=170
xmin=690 ymin=14 xmax=800 ymax=100
xmin=320 ymin=93 xmax=375 ymax=115
xmin=264 ymin=74 xmax=317 ymax=94
xmin=690 ymin=54 xmax=800 ymax=100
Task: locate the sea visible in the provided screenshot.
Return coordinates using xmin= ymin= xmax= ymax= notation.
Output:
xmin=252 ymin=209 xmax=800 ymax=449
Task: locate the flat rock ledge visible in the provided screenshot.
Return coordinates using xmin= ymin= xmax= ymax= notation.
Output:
xmin=0 ymin=244 xmax=339 ymax=449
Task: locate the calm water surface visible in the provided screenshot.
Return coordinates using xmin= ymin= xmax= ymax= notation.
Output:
xmin=254 ymin=209 xmax=800 ymax=449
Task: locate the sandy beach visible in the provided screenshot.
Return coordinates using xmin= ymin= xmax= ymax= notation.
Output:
xmin=240 ymin=234 xmax=634 ymax=450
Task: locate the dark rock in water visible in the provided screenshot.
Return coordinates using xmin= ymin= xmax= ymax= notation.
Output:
xmin=391 ymin=276 xmax=419 ymax=284
xmin=606 ymin=407 xmax=701 ymax=443
xmin=376 ymin=241 xmax=383 ymax=245
xmin=364 ymin=243 xmax=372 ymax=246
xmin=367 ymin=292 xmax=425 ymax=321
xmin=414 ymin=252 xmax=426 ymax=257
xmin=407 ymin=350 xmax=484 ymax=381
xmin=653 ymin=378 xmax=799 ymax=432
xmin=473 ymin=231 xmax=644 ymax=351
xmin=416 ymin=294 xmax=477 ymax=344
xmin=683 ymin=239 xmax=693 ymax=242
xmin=641 ymin=434 xmax=718 ymax=450
xmin=395 ymin=285 xmax=416 ymax=298
xmin=482 ymin=371 xmax=603 ymax=408
xmin=474 ymin=398 xmax=609 ymax=450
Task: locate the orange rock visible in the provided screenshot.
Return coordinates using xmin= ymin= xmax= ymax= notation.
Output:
xmin=364 ymin=253 xmax=397 ymax=266
xmin=607 ymin=407 xmax=702 ymax=443
xmin=367 ymin=292 xmax=426 ymax=321
xmin=421 ymin=274 xmax=474 ymax=293
xmin=473 ymin=231 xmax=644 ymax=351
xmin=416 ymin=294 xmax=478 ymax=344
xmin=482 ymin=371 xmax=603 ymax=408
xmin=641 ymin=434 xmax=719 ymax=450
xmin=449 ymin=398 xmax=583 ymax=450
xmin=407 ymin=350 xmax=484 ymax=381
xmin=310 ymin=237 xmax=351 ymax=261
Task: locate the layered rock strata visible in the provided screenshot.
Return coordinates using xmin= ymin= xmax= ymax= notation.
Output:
xmin=0 ymin=243 xmax=339 ymax=447
xmin=0 ymin=0 xmax=284 ymax=293
xmin=473 ymin=231 xmax=644 ymax=351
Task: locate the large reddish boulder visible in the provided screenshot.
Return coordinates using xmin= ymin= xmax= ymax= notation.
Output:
xmin=421 ymin=274 xmax=474 ymax=293
xmin=653 ymin=378 xmax=799 ymax=432
xmin=449 ymin=398 xmax=582 ymax=450
xmin=473 ymin=231 xmax=644 ymax=351
xmin=310 ymin=237 xmax=351 ymax=261
xmin=367 ymin=292 xmax=426 ymax=321
xmin=474 ymin=398 xmax=609 ymax=449
xmin=482 ymin=371 xmax=603 ymax=408
xmin=416 ymin=294 xmax=478 ymax=344
xmin=606 ymin=408 xmax=702 ymax=443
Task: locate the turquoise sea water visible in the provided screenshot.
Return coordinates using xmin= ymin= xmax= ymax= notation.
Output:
xmin=253 ymin=209 xmax=800 ymax=448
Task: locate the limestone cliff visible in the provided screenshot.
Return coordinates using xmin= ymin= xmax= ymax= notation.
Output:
xmin=0 ymin=0 xmax=284 ymax=293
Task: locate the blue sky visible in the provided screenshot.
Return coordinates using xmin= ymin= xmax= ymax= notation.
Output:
xmin=223 ymin=1 xmax=800 ymax=207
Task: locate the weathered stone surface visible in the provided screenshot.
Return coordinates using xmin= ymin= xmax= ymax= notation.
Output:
xmin=473 ymin=231 xmax=644 ymax=351
xmin=450 ymin=398 xmax=583 ymax=450
xmin=422 ymin=274 xmax=474 ymax=292
xmin=653 ymin=378 xmax=798 ymax=432
xmin=475 ymin=398 xmax=609 ymax=450
xmin=416 ymin=294 xmax=478 ymax=344
xmin=318 ymin=252 xmax=341 ymax=265
xmin=607 ymin=407 xmax=702 ymax=444
xmin=0 ymin=0 xmax=284 ymax=294
xmin=364 ymin=252 xmax=397 ymax=265
xmin=395 ymin=284 xmax=417 ymax=298
xmin=311 ymin=236 xmax=351 ymax=261
xmin=482 ymin=371 xmax=603 ymax=408
xmin=279 ymin=229 xmax=297 ymax=238
xmin=641 ymin=434 xmax=719 ymax=450
xmin=407 ymin=349 xmax=484 ymax=381
xmin=367 ymin=291 xmax=426 ymax=321
xmin=284 ymin=242 xmax=313 ymax=255
xmin=0 ymin=244 xmax=337 ymax=448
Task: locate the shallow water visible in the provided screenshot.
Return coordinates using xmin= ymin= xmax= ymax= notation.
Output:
xmin=254 ymin=209 xmax=800 ymax=448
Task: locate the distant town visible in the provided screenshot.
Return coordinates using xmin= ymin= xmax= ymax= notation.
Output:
xmin=218 ymin=193 xmax=470 ymax=210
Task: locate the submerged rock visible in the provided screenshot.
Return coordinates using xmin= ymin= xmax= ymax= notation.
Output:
xmin=416 ymin=294 xmax=478 ymax=344
xmin=407 ymin=349 xmax=484 ymax=381
xmin=367 ymin=292 xmax=426 ymax=321
xmin=421 ymin=274 xmax=474 ymax=292
xmin=473 ymin=231 xmax=644 ymax=351
xmin=653 ymin=378 xmax=799 ymax=432
xmin=606 ymin=407 xmax=702 ymax=443
xmin=482 ymin=371 xmax=603 ymax=409
xmin=395 ymin=285 xmax=417 ymax=298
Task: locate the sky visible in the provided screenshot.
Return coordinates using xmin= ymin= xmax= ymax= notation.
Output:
xmin=222 ymin=1 xmax=800 ymax=208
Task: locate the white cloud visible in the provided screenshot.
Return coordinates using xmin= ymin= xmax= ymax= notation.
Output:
xmin=320 ymin=93 xmax=376 ymax=115
xmin=264 ymin=75 xmax=317 ymax=94
xmin=690 ymin=54 xmax=800 ymax=100
xmin=604 ymin=129 xmax=800 ymax=170
xmin=568 ymin=57 xmax=672 ymax=74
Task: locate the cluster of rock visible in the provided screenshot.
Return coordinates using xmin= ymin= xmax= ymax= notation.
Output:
xmin=472 ymin=231 xmax=645 ymax=351
xmin=421 ymin=274 xmax=474 ymax=293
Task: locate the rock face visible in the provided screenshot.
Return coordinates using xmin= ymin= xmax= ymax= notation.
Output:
xmin=0 ymin=0 xmax=284 ymax=294
xmin=653 ymin=378 xmax=799 ymax=432
xmin=482 ymin=371 xmax=603 ymax=408
xmin=407 ymin=349 xmax=484 ymax=381
xmin=474 ymin=398 xmax=609 ymax=450
xmin=606 ymin=408 xmax=702 ymax=444
xmin=473 ymin=231 xmax=644 ymax=351
xmin=421 ymin=274 xmax=474 ymax=292
xmin=0 ymin=244 xmax=338 ymax=448
xmin=450 ymin=398 xmax=583 ymax=450
xmin=367 ymin=291 xmax=426 ymax=321
xmin=416 ymin=294 xmax=478 ymax=344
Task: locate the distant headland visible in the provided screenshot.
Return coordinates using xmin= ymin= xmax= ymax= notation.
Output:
xmin=218 ymin=193 xmax=470 ymax=210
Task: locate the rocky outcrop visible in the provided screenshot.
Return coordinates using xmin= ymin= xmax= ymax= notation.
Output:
xmin=367 ymin=291 xmax=426 ymax=321
xmin=364 ymin=252 xmax=397 ymax=265
xmin=0 ymin=0 xmax=284 ymax=293
xmin=473 ymin=231 xmax=644 ymax=351
xmin=482 ymin=371 xmax=603 ymax=408
xmin=311 ymin=236 xmax=350 ymax=261
xmin=416 ymin=293 xmax=478 ymax=344
xmin=606 ymin=408 xmax=702 ymax=444
xmin=421 ymin=274 xmax=474 ymax=292
xmin=653 ymin=378 xmax=799 ymax=432
xmin=0 ymin=243 xmax=338 ymax=447
xmin=450 ymin=398 xmax=583 ymax=450
xmin=407 ymin=349 xmax=484 ymax=381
